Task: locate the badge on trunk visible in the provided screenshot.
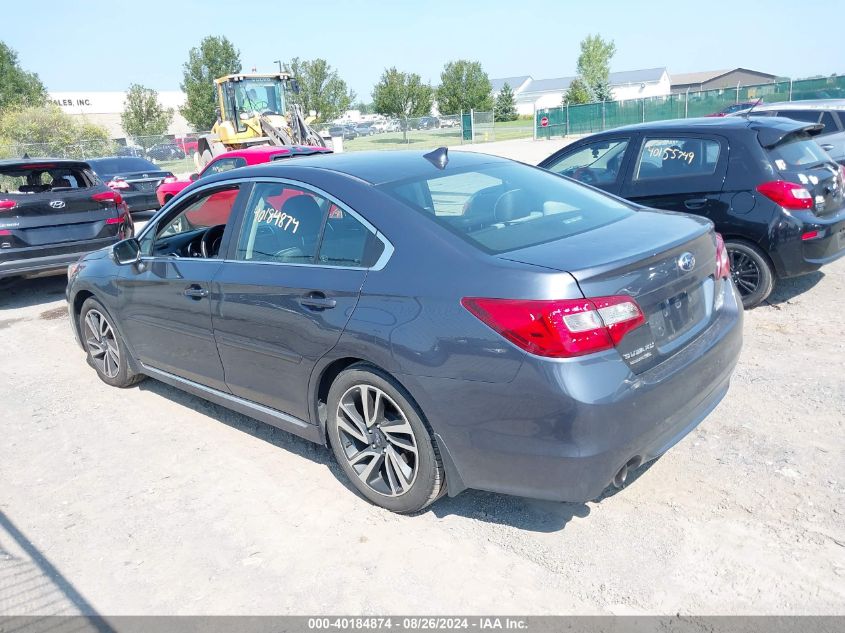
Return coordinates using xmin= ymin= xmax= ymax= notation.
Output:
xmin=49 ymin=200 xmax=66 ymax=209
xmin=677 ymin=252 xmax=695 ymax=272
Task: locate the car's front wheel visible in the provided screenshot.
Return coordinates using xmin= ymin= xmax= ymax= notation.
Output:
xmin=327 ymin=364 xmax=445 ymax=513
xmin=79 ymin=298 xmax=144 ymax=388
xmin=726 ymin=240 xmax=775 ymax=309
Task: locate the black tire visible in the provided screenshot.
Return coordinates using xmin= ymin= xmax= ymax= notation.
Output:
xmin=725 ymin=240 xmax=775 ymax=309
xmin=326 ymin=363 xmax=444 ymax=513
xmin=79 ymin=297 xmax=144 ymax=388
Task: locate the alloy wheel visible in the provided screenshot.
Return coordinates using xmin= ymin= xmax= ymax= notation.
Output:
xmin=335 ymin=384 xmax=419 ymax=497
xmin=728 ymin=248 xmax=761 ymax=297
xmin=84 ymin=309 xmax=120 ymax=378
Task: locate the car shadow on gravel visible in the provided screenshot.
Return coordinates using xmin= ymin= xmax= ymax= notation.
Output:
xmin=0 ymin=276 xmax=67 ymax=311
xmin=764 ymin=270 xmax=824 ymax=306
xmin=137 ymin=377 xmax=657 ymax=531
xmin=136 ymin=378 xmax=363 ymax=498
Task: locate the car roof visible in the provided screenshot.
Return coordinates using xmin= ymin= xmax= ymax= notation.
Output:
xmin=202 ymin=149 xmax=509 ymax=186
xmin=86 ymin=156 xmax=155 ymax=163
xmin=594 ymin=115 xmax=820 ymax=143
xmin=217 ymin=145 xmax=331 ymax=163
xmin=748 ymin=99 xmax=845 ymax=111
xmin=0 ymin=158 xmax=90 ymax=169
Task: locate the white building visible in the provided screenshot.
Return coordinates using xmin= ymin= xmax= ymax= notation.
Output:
xmin=491 ymin=68 xmax=671 ymax=115
xmin=48 ymin=91 xmax=192 ymax=139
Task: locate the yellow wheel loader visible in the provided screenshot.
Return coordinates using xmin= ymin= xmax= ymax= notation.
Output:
xmin=195 ymin=73 xmax=326 ymax=169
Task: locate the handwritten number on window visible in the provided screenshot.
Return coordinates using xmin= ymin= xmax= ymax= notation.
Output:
xmin=253 ymin=206 xmax=299 ymax=233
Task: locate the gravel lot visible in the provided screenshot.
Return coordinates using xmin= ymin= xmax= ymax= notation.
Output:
xmin=1 ymin=146 xmax=843 ymax=616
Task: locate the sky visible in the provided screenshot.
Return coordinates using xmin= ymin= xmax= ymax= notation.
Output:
xmin=5 ymin=0 xmax=841 ymax=99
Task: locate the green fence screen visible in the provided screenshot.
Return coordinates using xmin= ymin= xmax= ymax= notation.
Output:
xmin=536 ymin=75 xmax=845 ymax=138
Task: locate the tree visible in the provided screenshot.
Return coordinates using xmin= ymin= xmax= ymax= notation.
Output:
xmin=286 ymin=57 xmax=355 ymax=122
xmin=180 ymin=36 xmax=241 ymax=131
xmin=436 ymin=60 xmax=493 ymax=115
xmin=0 ymin=41 xmax=47 ymax=112
xmin=120 ymin=84 xmax=173 ymax=149
xmin=563 ymin=77 xmax=592 ymax=105
xmin=353 ymin=101 xmax=374 ymax=115
xmin=576 ymin=34 xmax=616 ymax=101
xmin=0 ymin=105 xmax=113 ymax=159
xmin=372 ymin=68 xmax=434 ymax=140
xmin=494 ymin=83 xmax=518 ymax=122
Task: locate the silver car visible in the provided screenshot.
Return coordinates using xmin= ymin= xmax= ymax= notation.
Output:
xmin=732 ymin=99 xmax=845 ymax=165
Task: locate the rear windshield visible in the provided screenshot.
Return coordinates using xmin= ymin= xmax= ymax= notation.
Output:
xmin=87 ymin=157 xmax=157 ymax=175
xmin=0 ymin=164 xmax=94 ymax=195
xmin=768 ymin=132 xmax=830 ymax=170
xmin=381 ymin=162 xmax=634 ymax=254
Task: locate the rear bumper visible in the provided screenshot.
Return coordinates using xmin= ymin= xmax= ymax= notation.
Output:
xmin=770 ymin=208 xmax=845 ymax=278
xmin=122 ymin=191 xmax=160 ymax=213
xmin=0 ymin=237 xmax=116 ymax=279
xmin=405 ymin=281 xmax=744 ymax=503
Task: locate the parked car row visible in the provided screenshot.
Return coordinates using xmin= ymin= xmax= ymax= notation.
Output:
xmin=325 ymin=117 xmax=460 ymax=140
xmin=6 ymin=105 xmax=842 ymax=517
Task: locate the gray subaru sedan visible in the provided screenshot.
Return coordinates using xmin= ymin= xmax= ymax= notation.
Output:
xmin=66 ymin=148 xmax=743 ymax=513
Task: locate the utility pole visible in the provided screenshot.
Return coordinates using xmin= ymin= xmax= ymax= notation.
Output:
xmin=274 ymin=60 xmax=283 ymax=74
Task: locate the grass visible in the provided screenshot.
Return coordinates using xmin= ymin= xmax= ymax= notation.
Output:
xmin=342 ymin=120 xmax=534 ymax=152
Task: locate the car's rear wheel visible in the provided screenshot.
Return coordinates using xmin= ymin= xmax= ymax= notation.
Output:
xmin=725 ymin=240 xmax=774 ymax=309
xmin=326 ymin=364 xmax=444 ymax=513
xmin=79 ymin=298 xmax=144 ymax=388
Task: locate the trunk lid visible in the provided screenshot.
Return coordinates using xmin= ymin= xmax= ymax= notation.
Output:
xmin=499 ymin=210 xmax=718 ymax=373
xmin=106 ymin=169 xmax=171 ymax=192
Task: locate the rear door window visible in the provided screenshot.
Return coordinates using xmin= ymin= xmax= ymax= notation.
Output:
xmin=544 ymin=139 xmax=630 ymax=189
xmin=776 ymin=110 xmax=822 ymax=125
xmin=633 ymin=138 xmax=721 ymax=181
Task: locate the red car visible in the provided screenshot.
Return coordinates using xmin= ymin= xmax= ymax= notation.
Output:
xmin=155 ymin=145 xmax=332 ymax=207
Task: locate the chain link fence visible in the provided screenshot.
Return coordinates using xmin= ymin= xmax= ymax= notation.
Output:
xmin=537 ymin=74 xmax=845 ymax=138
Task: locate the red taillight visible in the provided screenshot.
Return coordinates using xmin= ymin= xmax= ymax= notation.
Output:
xmin=105 ymin=217 xmax=123 ymax=225
xmin=715 ymin=233 xmax=730 ymax=279
xmin=756 ymin=180 xmax=813 ymax=210
xmin=802 ymin=230 xmax=821 ymax=241
xmin=0 ymin=200 xmax=17 ymax=211
xmin=92 ymin=191 xmax=123 ymax=205
xmin=461 ymin=295 xmax=645 ymax=358
xmin=0 ymin=229 xmax=11 ymax=236
xmin=106 ymin=179 xmax=130 ymax=190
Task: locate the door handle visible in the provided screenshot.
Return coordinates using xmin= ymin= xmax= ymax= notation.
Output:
xmin=299 ymin=291 xmax=337 ymax=310
xmin=820 ymin=143 xmax=834 ymax=151
xmin=183 ymin=284 xmax=209 ymax=299
xmin=684 ymin=198 xmax=708 ymax=210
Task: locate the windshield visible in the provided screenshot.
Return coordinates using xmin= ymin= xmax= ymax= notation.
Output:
xmin=381 ymin=163 xmax=634 ymax=254
xmin=235 ymin=78 xmax=286 ymax=115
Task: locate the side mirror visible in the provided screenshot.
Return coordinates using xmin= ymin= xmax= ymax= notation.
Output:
xmin=112 ymin=238 xmax=141 ymax=265
xmin=189 ymin=173 xmax=199 ymax=181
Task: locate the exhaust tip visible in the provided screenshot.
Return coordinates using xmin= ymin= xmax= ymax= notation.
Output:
xmin=613 ymin=456 xmax=643 ymax=489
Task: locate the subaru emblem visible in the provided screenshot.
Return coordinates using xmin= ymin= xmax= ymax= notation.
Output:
xmin=49 ymin=200 xmax=66 ymax=209
xmin=677 ymin=252 xmax=695 ymax=272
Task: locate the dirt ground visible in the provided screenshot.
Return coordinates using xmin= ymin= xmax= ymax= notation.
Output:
xmin=0 ymin=154 xmax=843 ymax=616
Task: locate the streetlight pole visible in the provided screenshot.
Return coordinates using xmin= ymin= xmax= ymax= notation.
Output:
xmin=274 ymin=60 xmax=283 ymax=74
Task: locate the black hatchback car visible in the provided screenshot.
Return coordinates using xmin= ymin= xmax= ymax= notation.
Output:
xmin=87 ymin=157 xmax=174 ymax=214
xmin=540 ymin=117 xmax=845 ymax=307
xmin=0 ymin=158 xmax=133 ymax=280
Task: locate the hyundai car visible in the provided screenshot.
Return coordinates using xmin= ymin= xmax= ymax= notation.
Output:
xmin=0 ymin=158 xmax=133 ymax=280
xmin=67 ymin=149 xmax=743 ymax=513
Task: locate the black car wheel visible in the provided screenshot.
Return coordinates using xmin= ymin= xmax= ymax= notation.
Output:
xmin=726 ymin=240 xmax=774 ymax=309
xmin=327 ymin=364 xmax=445 ymax=513
xmin=79 ymin=298 xmax=144 ymax=388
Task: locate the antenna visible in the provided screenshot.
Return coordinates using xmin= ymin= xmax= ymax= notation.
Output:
xmin=741 ymin=98 xmax=763 ymax=119
xmin=423 ymin=147 xmax=449 ymax=170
